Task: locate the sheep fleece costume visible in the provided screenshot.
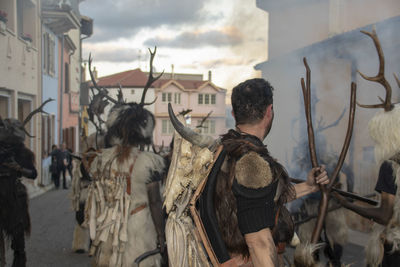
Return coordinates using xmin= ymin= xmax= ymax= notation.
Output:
xmin=365 ymin=105 xmax=400 ymax=267
xmin=86 ymin=146 xmax=165 ymax=267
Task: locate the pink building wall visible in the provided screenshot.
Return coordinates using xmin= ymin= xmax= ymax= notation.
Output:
xmin=153 ymin=81 xmax=226 ymax=147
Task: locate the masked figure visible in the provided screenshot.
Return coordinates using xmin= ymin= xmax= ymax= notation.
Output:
xmin=0 ymin=99 xmax=52 ymax=267
xmin=84 ymin=49 xmax=166 ymax=267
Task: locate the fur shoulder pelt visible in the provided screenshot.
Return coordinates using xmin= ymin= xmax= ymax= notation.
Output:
xmin=235 ymin=151 xmax=272 ymax=189
xmin=293 ymin=243 xmax=324 ymax=267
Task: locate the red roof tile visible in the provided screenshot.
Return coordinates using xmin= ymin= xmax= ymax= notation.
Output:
xmin=91 ymin=69 xmax=219 ymax=91
xmin=94 ymin=68 xmax=149 ymax=88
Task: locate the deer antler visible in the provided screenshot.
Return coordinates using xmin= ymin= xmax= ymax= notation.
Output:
xmin=196 ymin=111 xmax=213 ymax=129
xmin=88 ymin=54 xmax=118 ymax=105
xmin=140 ymin=47 xmax=164 ymax=106
xmin=23 ymin=98 xmax=54 ymax=126
xmin=301 ymin=57 xmax=357 ymax=244
xmin=357 ymin=28 xmax=393 ymax=111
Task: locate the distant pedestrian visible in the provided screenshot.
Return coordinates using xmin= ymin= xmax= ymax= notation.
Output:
xmin=60 ymin=143 xmax=70 ymax=189
xmin=50 ymin=145 xmax=62 ymax=189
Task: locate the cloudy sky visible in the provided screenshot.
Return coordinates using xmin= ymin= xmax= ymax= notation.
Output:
xmin=80 ymin=0 xmax=269 ymax=99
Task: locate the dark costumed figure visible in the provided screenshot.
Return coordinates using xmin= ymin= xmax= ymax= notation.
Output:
xmin=0 ymin=99 xmax=52 ymax=267
xmin=334 ymin=29 xmax=400 ymax=267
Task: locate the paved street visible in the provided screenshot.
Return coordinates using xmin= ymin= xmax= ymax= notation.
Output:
xmin=4 ymin=187 xmax=367 ymax=267
xmin=4 ymin=189 xmax=91 ymax=267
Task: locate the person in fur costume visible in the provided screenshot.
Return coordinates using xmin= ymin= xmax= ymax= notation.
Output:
xmin=85 ymin=49 xmax=166 ymax=267
xmin=334 ymin=104 xmax=400 ymax=267
xmin=333 ymin=28 xmax=400 ymax=267
xmin=166 ymin=78 xmax=329 ymax=267
xmin=0 ymin=99 xmax=52 ymax=267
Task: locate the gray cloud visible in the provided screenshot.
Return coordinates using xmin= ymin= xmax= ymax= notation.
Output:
xmin=83 ymin=48 xmax=141 ymax=63
xmin=143 ymin=29 xmax=243 ymax=48
xmin=80 ymin=0 xmax=207 ymax=42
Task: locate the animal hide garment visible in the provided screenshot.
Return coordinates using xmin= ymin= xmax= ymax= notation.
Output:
xmin=164 ymin=130 xmax=214 ymax=267
xmin=85 ymin=146 xmax=165 ymax=267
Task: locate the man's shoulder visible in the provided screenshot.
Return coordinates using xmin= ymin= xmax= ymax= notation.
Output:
xmin=235 ymin=151 xmax=273 ymax=189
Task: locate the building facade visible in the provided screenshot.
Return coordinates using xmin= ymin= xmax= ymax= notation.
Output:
xmin=88 ymin=69 xmax=227 ymax=148
xmin=0 ymin=0 xmax=42 ymax=188
xmin=255 ymin=0 xmax=400 ymax=196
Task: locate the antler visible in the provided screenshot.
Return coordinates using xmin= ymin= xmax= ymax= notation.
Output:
xmin=301 ymin=57 xmax=357 ymax=244
xmin=196 ymin=110 xmax=213 ymax=129
xmin=23 ymin=98 xmax=54 ymax=126
xmin=88 ymin=54 xmax=118 ymax=105
xmin=140 ymin=47 xmax=164 ymax=106
xmin=357 ymin=28 xmax=393 ymax=111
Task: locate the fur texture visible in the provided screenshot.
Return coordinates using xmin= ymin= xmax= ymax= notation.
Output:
xmin=298 ymin=199 xmax=348 ymax=247
xmin=368 ymin=104 xmax=400 ymax=165
xmin=87 ymin=146 xmax=165 ymax=267
xmin=72 ymin=224 xmax=90 ymax=253
xmin=365 ymin=155 xmax=400 ymax=267
xmin=105 ymin=104 xmax=155 ymax=147
xmin=0 ymin=141 xmax=36 ymax=267
xmin=235 ymin=151 xmax=272 ymax=188
xmin=293 ymin=243 xmax=324 ymax=267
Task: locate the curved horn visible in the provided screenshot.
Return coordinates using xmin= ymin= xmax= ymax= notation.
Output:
xmin=168 ymin=103 xmax=214 ymax=148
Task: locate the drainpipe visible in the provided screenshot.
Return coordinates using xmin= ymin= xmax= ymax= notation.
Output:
xmin=59 ymin=35 xmax=64 ymax=144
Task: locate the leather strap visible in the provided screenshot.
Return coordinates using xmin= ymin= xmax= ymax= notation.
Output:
xmin=130 ymin=203 xmax=147 ymax=216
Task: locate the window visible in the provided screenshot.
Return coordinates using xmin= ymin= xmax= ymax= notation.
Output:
xmin=0 ymin=95 xmax=10 ymax=118
xmin=197 ymin=119 xmax=216 ymax=135
xmin=162 ymin=119 xmax=174 ymax=134
xmin=204 ymin=94 xmax=209 ymax=104
xmin=162 ymin=92 xmax=172 ymax=103
xmin=174 ymin=93 xmax=181 ymax=104
xmin=211 ymin=94 xmax=216 ymax=104
xmin=162 ymin=120 xmax=167 ymax=134
xmin=18 ymin=98 xmax=33 ymax=149
xmin=42 ymin=114 xmax=55 ymax=158
xmin=17 ymin=0 xmax=37 ymax=47
xmin=43 ymin=32 xmax=55 ymax=76
xmin=198 ymin=93 xmax=216 ymax=105
xmin=210 ymin=120 xmax=216 ymax=134
xmin=65 ymin=63 xmax=70 ymax=92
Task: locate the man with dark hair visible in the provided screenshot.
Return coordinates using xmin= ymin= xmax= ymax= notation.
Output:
xmin=166 ymin=78 xmax=329 ymax=266
xmin=213 ymin=78 xmax=329 ymax=266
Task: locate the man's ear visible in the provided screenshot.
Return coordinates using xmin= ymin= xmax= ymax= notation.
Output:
xmin=266 ymin=104 xmax=273 ymax=118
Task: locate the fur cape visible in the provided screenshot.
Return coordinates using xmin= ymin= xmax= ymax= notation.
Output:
xmin=364 ymin=105 xmax=400 ymax=267
xmin=86 ymin=145 xmax=165 ymax=267
xmin=365 ymin=154 xmax=400 ymax=267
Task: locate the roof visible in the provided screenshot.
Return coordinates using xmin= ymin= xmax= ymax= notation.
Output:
xmin=91 ymin=69 xmax=226 ymax=92
xmin=93 ymin=68 xmax=149 ymax=88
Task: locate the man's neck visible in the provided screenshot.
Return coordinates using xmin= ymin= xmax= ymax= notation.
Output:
xmin=236 ymin=124 xmax=265 ymax=141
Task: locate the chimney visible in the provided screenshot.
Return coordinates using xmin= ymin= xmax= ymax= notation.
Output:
xmin=93 ymin=66 xmax=98 ymax=79
xmin=208 ymin=70 xmax=212 ymax=82
xmin=171 ymin=64 xmax=175 ymax=79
